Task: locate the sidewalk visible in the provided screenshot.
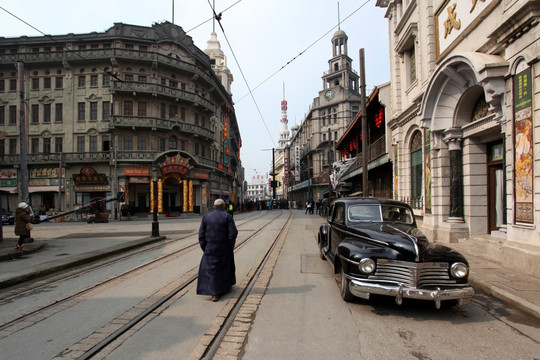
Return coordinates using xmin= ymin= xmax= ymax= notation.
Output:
xmin=1 ymin=213 xmax=540 ymax=321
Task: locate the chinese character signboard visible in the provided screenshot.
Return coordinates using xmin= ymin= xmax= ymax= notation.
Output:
xmin=434 ymin=0 xmax=499 ymax=62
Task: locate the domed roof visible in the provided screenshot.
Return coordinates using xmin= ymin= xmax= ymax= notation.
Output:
xmin=332 ymin=29 xmax=347 ymax=39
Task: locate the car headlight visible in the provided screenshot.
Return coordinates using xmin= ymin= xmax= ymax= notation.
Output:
xmin=358 ymin=258 xmax=376 ymax=274
xmin=450 ymin=262 xmax=469 ymax=279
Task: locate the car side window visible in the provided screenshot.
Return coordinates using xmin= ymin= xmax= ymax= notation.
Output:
xmin=333 ymin=203 xmax=345 ymax=224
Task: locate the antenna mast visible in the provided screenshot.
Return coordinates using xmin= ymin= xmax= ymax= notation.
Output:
xmin=172 ymin=0 xmax=175 ymax=24
xmin=338 ymin=2 xmax=341 ymax=29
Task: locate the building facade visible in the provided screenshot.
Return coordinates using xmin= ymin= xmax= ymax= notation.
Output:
xmin=287 ymin=28 xmax=363 ymax=204
xmin=0 ymin=22 xmax=242 ymax=218
xmin=377 ymin=0 xmax=539 ymax=276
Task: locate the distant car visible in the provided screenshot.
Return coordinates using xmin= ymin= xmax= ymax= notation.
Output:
xmin=1 ymin=208 xmax=15 ymax=225
xmin=317 ymin=197 xmax=474 ymax=309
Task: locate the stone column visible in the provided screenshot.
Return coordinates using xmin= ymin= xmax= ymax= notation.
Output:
xmin=443 ymin=129 xmax=463 ymax=223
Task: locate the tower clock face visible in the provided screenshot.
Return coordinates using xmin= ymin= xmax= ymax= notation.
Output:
xmin=325 ymin=90 xmax=334 ymax=100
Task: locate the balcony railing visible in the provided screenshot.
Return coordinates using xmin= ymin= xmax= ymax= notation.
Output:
xmin=0 ymin=151 xmax=221 ymax=171
xmin=400 ymin=196 xmax=424 ymax=210
xmin=110 ymin=115 xmax=214 ymax=140
xmin=0 ymin=49 xmax=222 ymax=98
xmin=111 ymin=81 xmax=216 ymax=113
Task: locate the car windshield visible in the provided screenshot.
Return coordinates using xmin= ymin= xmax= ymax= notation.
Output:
xmin=348 ymin=204 xmax=414 ymax=225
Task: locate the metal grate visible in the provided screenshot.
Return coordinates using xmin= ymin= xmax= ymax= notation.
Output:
xmin=371 ymin=260 xmax=457 ymax=288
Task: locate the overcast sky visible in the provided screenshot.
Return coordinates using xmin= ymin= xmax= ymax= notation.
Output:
xmin=0 ymin=0 xmax=390 ymax=182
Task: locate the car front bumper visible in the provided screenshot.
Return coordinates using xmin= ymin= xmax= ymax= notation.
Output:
xmin=348 ymin=277 xmax=475 ymax=309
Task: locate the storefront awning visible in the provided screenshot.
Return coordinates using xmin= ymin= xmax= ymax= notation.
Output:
xmin=29 ymin=186 xmax=64 ymax=193
xmin=0 ymin=187 xmax=17 ymax=193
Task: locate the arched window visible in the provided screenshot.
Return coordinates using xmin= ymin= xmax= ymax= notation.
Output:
xmin=410 ymin=131 xmax=423 ymax=206
xmin=168 ymin=136 xmax=177 ymax=150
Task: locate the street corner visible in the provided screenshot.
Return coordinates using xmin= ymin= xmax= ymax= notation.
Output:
xmin=0 ymin=239 xmax=45 ymax=261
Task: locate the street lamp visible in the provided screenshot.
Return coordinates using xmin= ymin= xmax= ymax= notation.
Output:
xmin=151 ymin=165 xmax=160 ymax=237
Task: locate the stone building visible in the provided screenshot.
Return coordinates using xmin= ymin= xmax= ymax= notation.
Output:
xmin=0 ymin=22 xmax=242 ymax=218
xmin=376 ymin=0 xmax=539 ymax=276
xmin=287 ymin=28 xmax=362 ymax=204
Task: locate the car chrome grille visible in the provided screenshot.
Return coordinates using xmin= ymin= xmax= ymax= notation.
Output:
xmin=372 ymin=260 xmax=457 ymax=288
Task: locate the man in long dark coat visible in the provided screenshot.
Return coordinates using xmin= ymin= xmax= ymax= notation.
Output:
xmin=197 ymin=198 xmax=238 ymax=301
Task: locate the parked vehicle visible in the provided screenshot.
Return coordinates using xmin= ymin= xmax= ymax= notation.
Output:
xmin=317 ymin=197 xmax=474 ymax=309
xmin=1 ymin=208 xmax=15 ymax=225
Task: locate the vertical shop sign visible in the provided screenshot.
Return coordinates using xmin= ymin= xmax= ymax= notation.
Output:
xmin=424 ymin=130 xmax=432 ymax=213
xmin=513 ymin=67 xmax=533 ymax=224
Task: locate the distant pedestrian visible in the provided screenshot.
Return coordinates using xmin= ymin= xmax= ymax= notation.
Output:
xmin=227 ymin=201 xmax=235 ymax=217
xmin=14 ymin=202 xmax=32 ymax=252
xmin=197 ymin=198 xmax=238 ymax=302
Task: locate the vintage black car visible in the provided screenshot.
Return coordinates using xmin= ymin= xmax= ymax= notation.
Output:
xmin=317 ymin=197 xmax=474 ymax=309
xmin=1 ymin=208 xmax=15 ymax=225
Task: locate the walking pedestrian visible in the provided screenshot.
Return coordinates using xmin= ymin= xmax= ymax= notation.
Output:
xmin=14 ymin=202 xmax=32 ymax=252
xmin=197 ymin=198 xmax=238 ymax=302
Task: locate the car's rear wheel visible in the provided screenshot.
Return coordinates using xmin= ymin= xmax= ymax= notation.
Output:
xmin=339 ymin=266 xmax=354 ymax=302
xmin=318 ymin=235 xmax=326 ymax=260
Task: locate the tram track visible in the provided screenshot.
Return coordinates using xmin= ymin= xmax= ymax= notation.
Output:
xmin=0 ymin=211 xmax=265 ymax=302
xmin=0 ymin=210 xmax=285 ymax=353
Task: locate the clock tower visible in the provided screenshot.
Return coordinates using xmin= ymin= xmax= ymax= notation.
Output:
xmin=321 ymin=29 xmax=359 ymax=102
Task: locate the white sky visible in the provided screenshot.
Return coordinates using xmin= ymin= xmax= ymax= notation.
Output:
xmin=0 ymin=0 xmax=390 ymax=182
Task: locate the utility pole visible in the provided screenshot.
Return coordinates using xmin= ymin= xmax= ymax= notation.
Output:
xmin=18 ymin=61 xmax=29 ymax=204
xmin=272 ymin=148 xmax=276 ymax=200
xmin=58 ymin=152 xmax=62 ymax=211
xmin=359 ymin=49 xmax=368 ymax=197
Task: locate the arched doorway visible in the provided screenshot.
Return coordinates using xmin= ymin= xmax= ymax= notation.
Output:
xmin=418 ymin=53 xmax=507 ymax=240
xmin=161 ymin=173 xmax=183 ymax=215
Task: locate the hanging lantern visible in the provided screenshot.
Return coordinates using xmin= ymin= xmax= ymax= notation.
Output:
xmin=375 ymin=108 xmax=384 ymax=128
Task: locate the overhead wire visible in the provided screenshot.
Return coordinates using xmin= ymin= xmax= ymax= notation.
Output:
xmin=205 ymin=0 xmax=276 ymax=148
xmin=235 ymin=0 xmax=371 ymax=103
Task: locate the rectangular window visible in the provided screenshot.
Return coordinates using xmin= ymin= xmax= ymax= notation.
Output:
xmin=9 ymin=105 xmax=16 ymax=124
xmin=102 ymin=73 xmax=110 ymax=86
xmin=43 ymin=77 xmax=51 ymax=89
xmin=160 ymin=78 xmax=166 ymax=86
xmin=195 ymin=143 xmax=199 ymax=156
xmin=78 ymin=75 xmax=86 ymax=88
xmin=0 ymin=139 xmax=4 ymax=156
xmin=138 ymin=75 xmax=147 ymax=83
xmin=102 ymin=134 xmax=110 ymax=151
xmin=169 ymin=80 xmax=177 ymax=88
xmin=125 ymin=74 xmax=133 ymax=82
xmin=55 ymin=76 xmax=63 ymax=89
xmin=180 ymin=140 xmax=186 ymax=150
xmin=138 ymin=102 xmax=147 ymax=117
xmin=102 ymin=101 xmax=110 ymax=120
xmin=180 ymin=107 xmax=186 ymax=120
xmin=9 ymin=139 xmax=17 ymax=155
xmin=77 ymin=136 xmax=85 ymax=153
xmin=31 ymin=138 xmax=39 ymax=153
xmin=31 ymin=104 xmax=39 ymax=124
xmin=55 ymin=137 xmax=63 ymax=153
xmin=9 ymin=79 xmax=16 ymax=91
xmin=0 ymin=106 xmax=4 ymax=125
xmin=124 ymin=101 xmax=133 ymax=116
xmin=169 ymin=105 xmax=177 ymax=118
xmin=89 ymin=136 xmax=97 ymax=152
xmin=159 ymin=138 xmax=165 ymax=152
xmin=90 ymin=102 xmax=98 ymax=120
xmin=31 ymin=78 xmax=39 ymax=90
xmin=55 ymin=103 xmax=63 ymax=122
xmin=123 ymin=135 xmax=133 ymax=151
xmin=43 ymin=137 xmax=51 ymax=154
xmin=78 ymin=102 xmax=85 ymax=121
xmin=0 ymin=79 xmax=4 ymax=92
xmin=137 ymin=136 xmax=146 ymax=151
xmin=43 ymin=104 xmax=51 ymax=123
xmin=160 ymin=103 xmax=166 ymax=118
xmin=90 ymin=74 xmax=98 ymax=87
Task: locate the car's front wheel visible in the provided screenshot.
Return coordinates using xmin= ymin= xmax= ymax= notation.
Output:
xmin=338 ymin=265 xmax=354 ymax=302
